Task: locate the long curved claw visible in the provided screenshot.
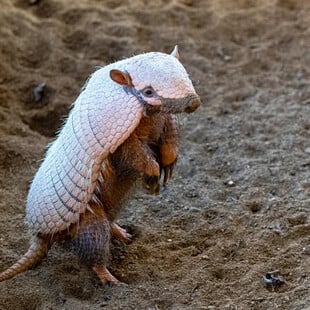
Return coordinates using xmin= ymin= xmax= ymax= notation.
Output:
xmin=162 ymin=162 xmax=175 ymax=186
xmin=144 ymin=175 xmax=160 ymax=195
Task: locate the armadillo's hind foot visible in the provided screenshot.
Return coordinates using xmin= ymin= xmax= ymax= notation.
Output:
xmin=0 ymin=235 xmax=51 ymax=282
xmin=92 ymin=265 xmax=124 ymax=285
xmin=110 ymin=223 xmax=132 ymax=244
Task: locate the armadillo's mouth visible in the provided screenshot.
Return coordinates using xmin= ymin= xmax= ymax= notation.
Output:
xmin=160 ymin=94 xmax=201 ymax=114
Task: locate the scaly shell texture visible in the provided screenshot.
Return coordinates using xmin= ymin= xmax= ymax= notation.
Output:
xmin=25 ymin=52 xmax=199 ymax=235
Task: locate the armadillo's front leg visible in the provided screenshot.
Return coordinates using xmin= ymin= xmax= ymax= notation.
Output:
xmin=120 ymin=133 xmax=160 ymax=178
xmin=160 ymin=114 xmax=179 ymax=185
xmin=120 ymin=133 xmax=160 ymax=194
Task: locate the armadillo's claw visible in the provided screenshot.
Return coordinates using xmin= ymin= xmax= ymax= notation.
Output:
xmin=93 ymin=265 xmax=122 ymax=285
xmin=144 ymin=175 xmax=160 ymax=195
xmin=162 ymin=163 xmax=175 ymax=186
xmin=144 ymin=162 xmax=175 ymax=193
xmin=110 ymin=223 xmax=132 ymax=244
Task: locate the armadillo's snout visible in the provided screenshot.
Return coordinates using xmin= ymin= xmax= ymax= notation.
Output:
xmin=185 ymin=97 xmax=201 ymax=113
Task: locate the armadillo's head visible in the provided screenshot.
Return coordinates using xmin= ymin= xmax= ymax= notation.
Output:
xmin=109 ymin=46 xmax=201 ymax=114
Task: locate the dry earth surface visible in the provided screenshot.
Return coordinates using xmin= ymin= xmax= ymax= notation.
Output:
xmin=0 ymin=0 xmax=309 ymax=309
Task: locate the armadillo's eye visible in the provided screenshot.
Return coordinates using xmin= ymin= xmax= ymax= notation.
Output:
xmin=142 ymin=87 xmax=155 ymax=98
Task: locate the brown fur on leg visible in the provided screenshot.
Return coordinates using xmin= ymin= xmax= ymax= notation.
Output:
xmin=70 ymin=205 xmax=111 ymax=272
xmin=69 ymin=205 xmax=122 ymax=284
xmin=117 ymin=133 xmax=160 ymax=179
xmin=76 ymin=113 xmax=179 ymax=284
xmin=93 ymin=112 xmax=180 ymax=215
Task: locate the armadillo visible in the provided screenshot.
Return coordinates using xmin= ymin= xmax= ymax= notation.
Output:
xmin=0 ymin=46 xmax=200 ymax=284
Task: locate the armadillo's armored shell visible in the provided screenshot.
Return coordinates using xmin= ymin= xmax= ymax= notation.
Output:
xmin=26 ymin=65 xmax=144 ymax=234
xmin=26 ymin=51 xmax=198 ymax=235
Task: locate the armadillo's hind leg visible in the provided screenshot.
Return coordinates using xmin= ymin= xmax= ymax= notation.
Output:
xmin=71 ymin=207 xmax=123 ymax=285
xmin=0 ymin=235 xmax=51 ymax=282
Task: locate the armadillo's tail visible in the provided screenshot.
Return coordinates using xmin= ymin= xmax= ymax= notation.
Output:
xmin=0 ymin=235 xmax=51 ymax=282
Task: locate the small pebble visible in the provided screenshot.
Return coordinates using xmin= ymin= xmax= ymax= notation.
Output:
xmin=302 ymin=246 xmax=310 ymax=255
xmin=263 ymin=270 xmax=285 ymax=289
xmin=33 ymin=82 xmax=46 ymax=102
xmin=224 ymin=179 xmax=235 ymax=187
xmin=296 ymin=70 xmax=304 ymax=80
xmin=217 ymin=47 xmax=232 ymax=61
xmin=29 ymin=0 xmax=40 ymax=4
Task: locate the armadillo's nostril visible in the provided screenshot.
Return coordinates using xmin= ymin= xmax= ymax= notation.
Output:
xmin=185 ymin=98 xmax=201 ymax=113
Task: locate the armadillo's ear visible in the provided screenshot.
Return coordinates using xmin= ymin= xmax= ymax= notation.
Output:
xmin=170 ymin=45 xmax=180 ymax=60
xmin=110 ymin=69 xmax=133 ymax=87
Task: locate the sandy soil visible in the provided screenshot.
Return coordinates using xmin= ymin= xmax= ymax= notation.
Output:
xmin=0 ymin=0 xmax=309 ymax=309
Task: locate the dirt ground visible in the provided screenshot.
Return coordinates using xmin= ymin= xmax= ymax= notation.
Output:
xmin=0 ymin=0 xmax=309 ymax=309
